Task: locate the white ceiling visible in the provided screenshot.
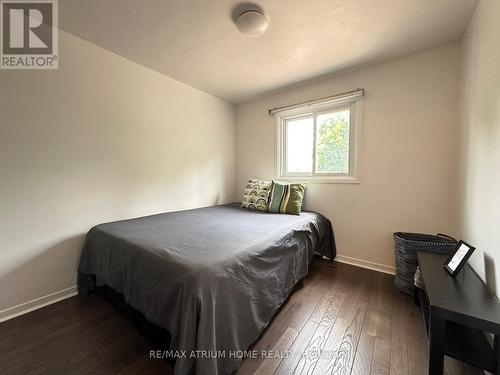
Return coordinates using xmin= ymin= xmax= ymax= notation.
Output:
xmin=59 ymin=0 xmax=478 ymax=103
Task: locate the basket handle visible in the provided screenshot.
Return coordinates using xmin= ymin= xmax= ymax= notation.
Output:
xmin=437 ymin=233 xmax=457 ymax=242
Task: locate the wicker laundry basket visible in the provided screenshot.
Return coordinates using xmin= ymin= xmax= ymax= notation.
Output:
xmin=394 ymin=232 xmax=457 ymax=294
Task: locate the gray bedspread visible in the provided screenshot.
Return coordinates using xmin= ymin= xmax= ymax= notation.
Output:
xmin=78 ymin=203 xmax=335 ymax=374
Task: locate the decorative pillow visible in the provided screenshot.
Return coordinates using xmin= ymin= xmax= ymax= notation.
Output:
xmin=268 ymin=181 xmax=306 ymax=215
xmin=241 ymin=178 xmax=272 ymax=211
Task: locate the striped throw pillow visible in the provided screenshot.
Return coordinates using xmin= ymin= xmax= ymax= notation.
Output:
xmin=268 ymin=181 xmax=305 ymax=215
xmin=241 ymin=178 xmax=272 ymax=211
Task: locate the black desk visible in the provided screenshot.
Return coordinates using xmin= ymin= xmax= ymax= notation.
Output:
xmin=416 ymin=252 xmax=500 ymax=374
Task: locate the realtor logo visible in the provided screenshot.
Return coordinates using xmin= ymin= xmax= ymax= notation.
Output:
xmin=1 ymin=0 xmax=58 ymax=69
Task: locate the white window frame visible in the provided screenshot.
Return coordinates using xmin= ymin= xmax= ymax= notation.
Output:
xmin=275 ymin=94 xmax=363 ymax=183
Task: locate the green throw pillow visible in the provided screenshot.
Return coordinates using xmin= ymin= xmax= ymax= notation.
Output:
xmin=268 ymin=181 xmax=305 ymax=215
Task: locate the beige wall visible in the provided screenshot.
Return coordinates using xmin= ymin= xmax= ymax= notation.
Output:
xmin=236 ymin=44 xmax=461 ymax=272
xmin=0 ymin=19 xmax=478 ymax=318
xmin=0 ymin=30 xmax=235 ymax=315
xmin=459 ymin=0 xmax=500 ymax=296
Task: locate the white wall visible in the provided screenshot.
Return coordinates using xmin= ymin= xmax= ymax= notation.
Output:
xmin=459 ymin=0 xmax=500 ymax=296
xmin=236 ymin=44 xmax=461 ymax=272
xmin=0 ymin=30 xmax=235 ymax=316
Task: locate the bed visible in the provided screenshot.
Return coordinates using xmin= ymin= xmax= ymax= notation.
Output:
xmin=78 ymin=203 xmax=335 ymax=374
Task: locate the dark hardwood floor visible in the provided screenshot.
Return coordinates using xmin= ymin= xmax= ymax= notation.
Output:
xmin=0 ymin=260 xmax=484 ymax=375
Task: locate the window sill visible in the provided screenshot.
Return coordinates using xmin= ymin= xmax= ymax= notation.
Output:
xmin=276 ymin=176 xmax=361 ymax=184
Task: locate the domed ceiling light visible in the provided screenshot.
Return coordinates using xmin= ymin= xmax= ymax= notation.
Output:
xmin=235 ymin=10 xmax=269 ymax=36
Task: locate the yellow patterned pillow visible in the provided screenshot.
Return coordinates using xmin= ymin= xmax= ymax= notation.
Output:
xmin=241 ymin=178 xmax=272 ymax=211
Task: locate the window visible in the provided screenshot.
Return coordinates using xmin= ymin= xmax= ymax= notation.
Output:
xmin=275 ymin=92 xmax=362 ymax=183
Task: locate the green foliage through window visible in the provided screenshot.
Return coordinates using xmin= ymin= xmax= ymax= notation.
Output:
xmin=316 ymin=111 xmax=350 ymax=173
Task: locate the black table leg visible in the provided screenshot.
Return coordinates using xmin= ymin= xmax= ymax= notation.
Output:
xmin=494 ymin=335 xmax=500 ymax=375
xmin=428 ymin=313 xmax=445 ymax=375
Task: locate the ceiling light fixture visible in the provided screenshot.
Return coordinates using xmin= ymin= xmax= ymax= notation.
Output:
xmin=235 ymin=10 xmax=268 ymax=36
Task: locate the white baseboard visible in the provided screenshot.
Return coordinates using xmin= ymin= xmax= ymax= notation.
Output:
xmin=335 ymin=254 xmax=395 ymax=275
xmin=0 ymin=285 xmax=78 ymax=323
xmin=0 ymin=257 xmax=393 ymax=322
xmin=0 ymin=257 xmax=392 ymax=323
